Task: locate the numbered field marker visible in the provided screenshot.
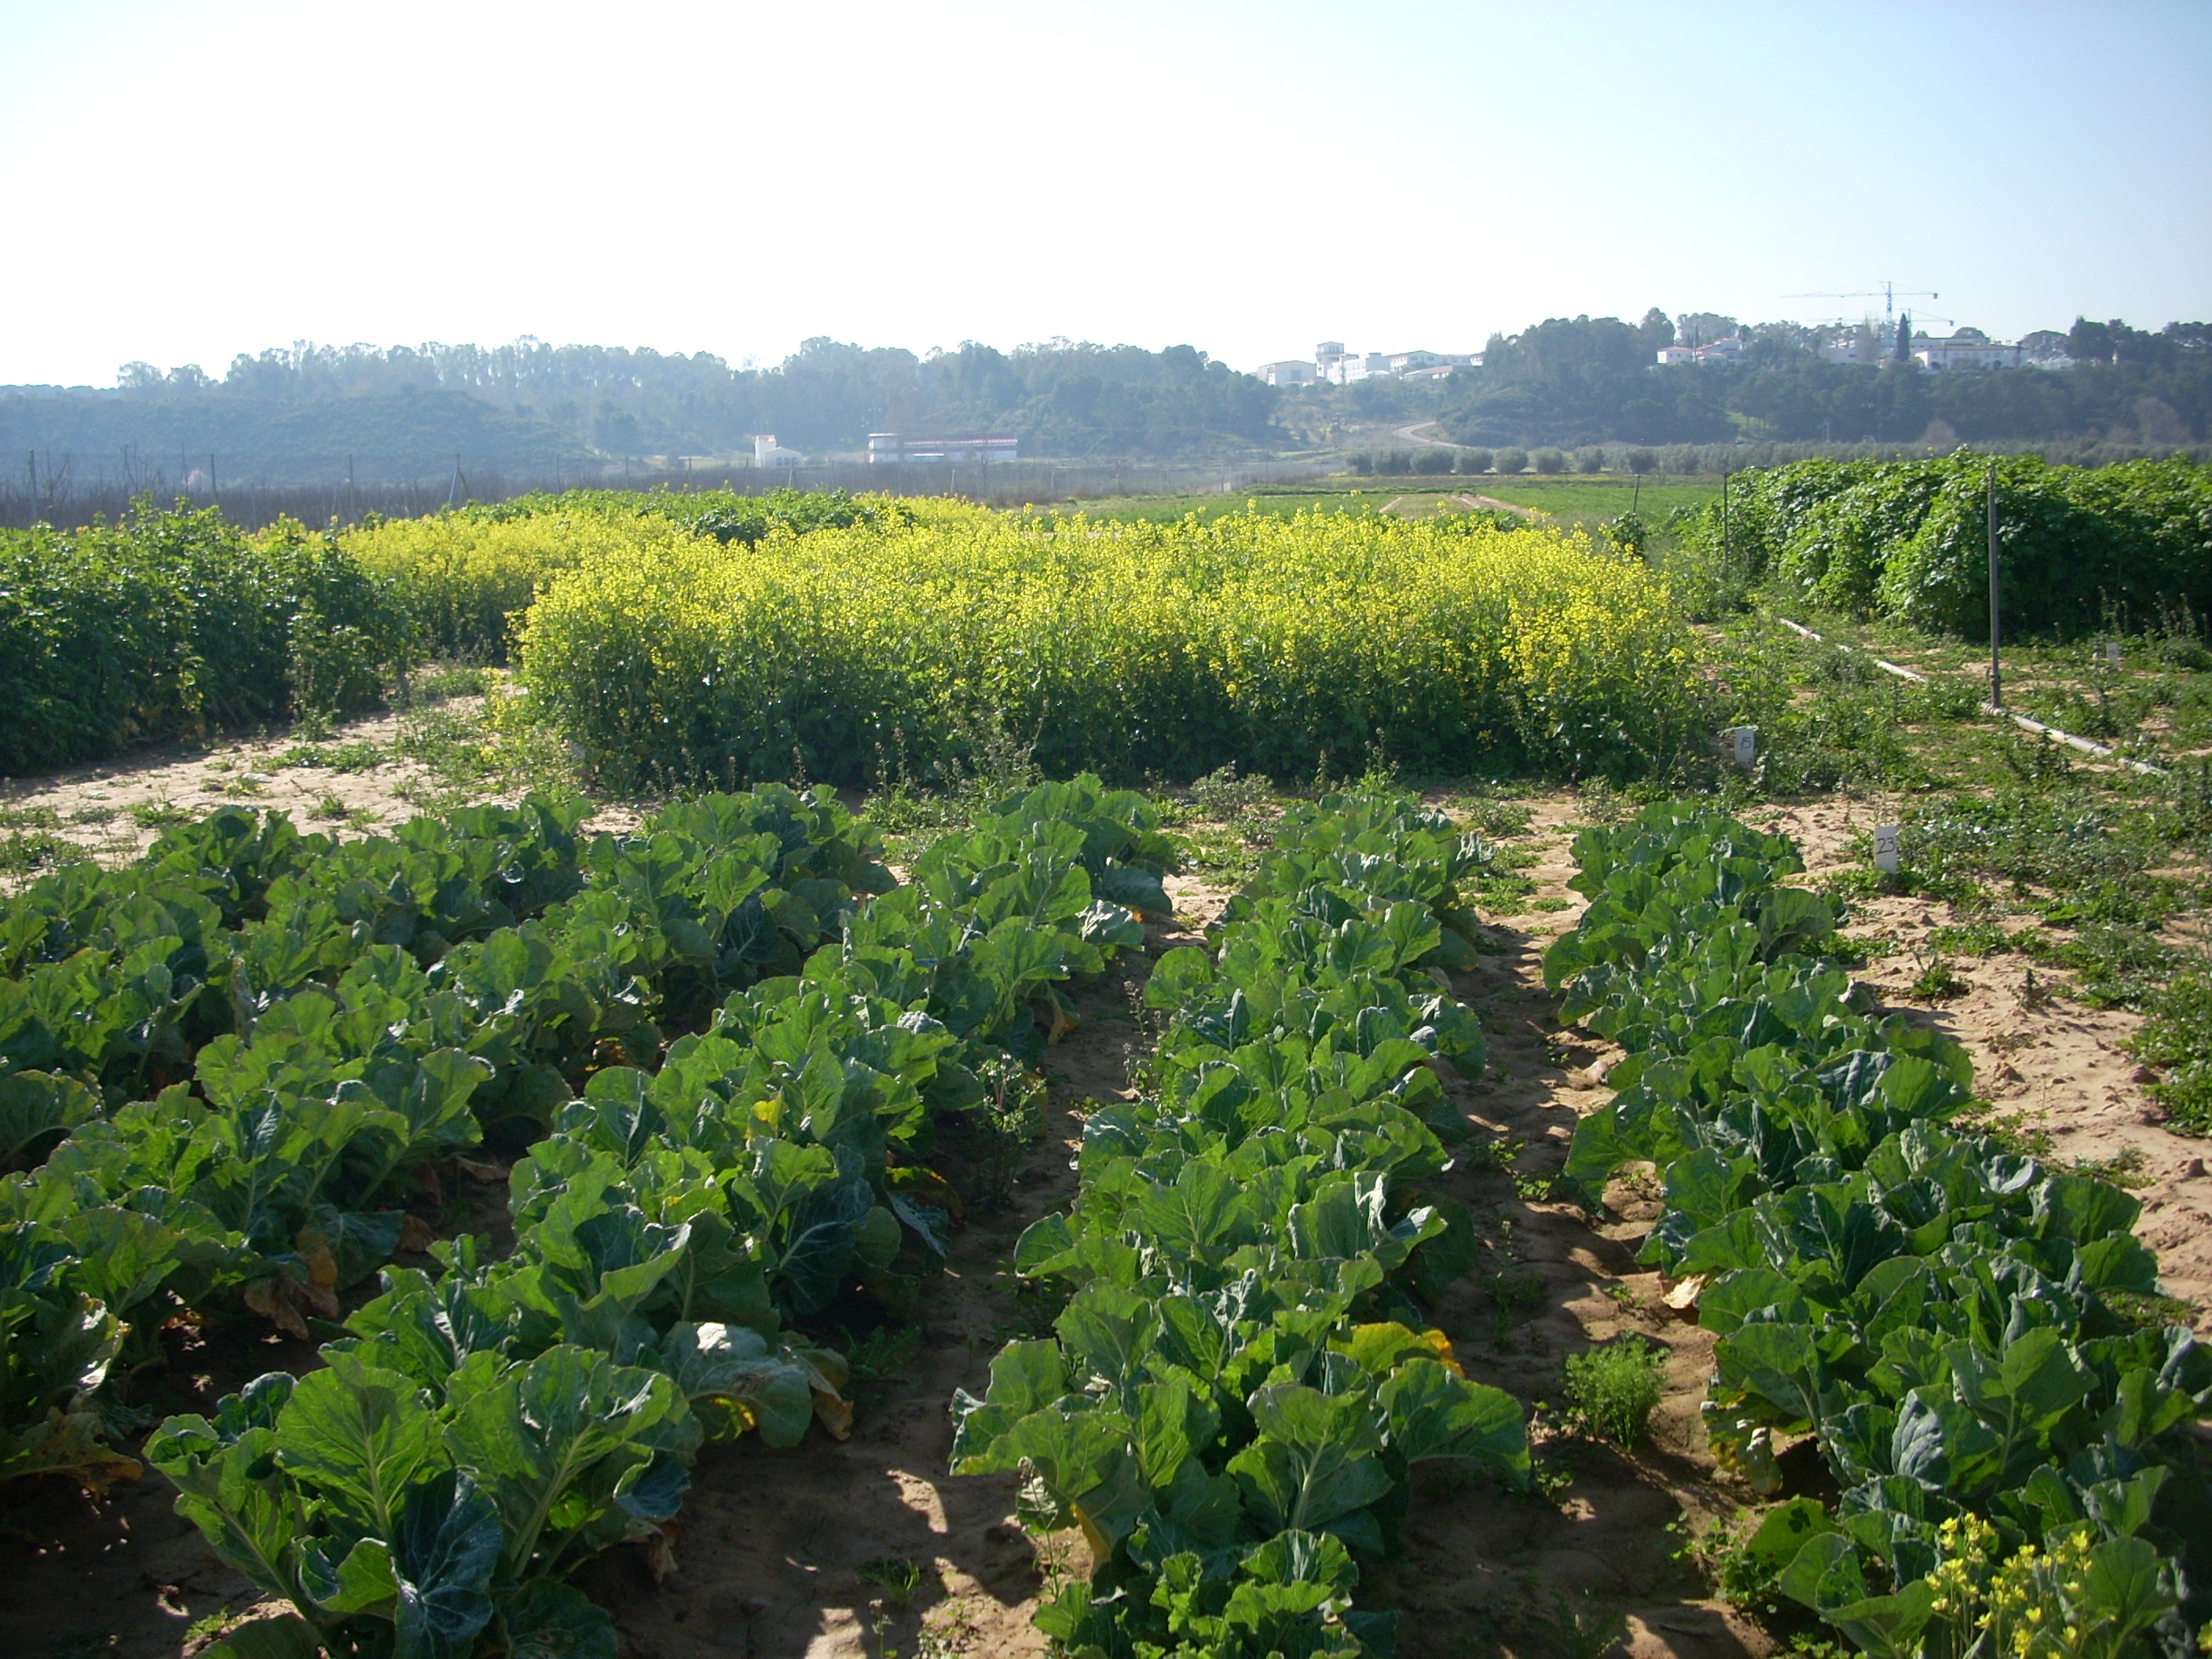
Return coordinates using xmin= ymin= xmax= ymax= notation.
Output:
xmin=1873 ymin=823 xmax=1901 ymax=873
xmin=1731 ymin=725 xmax=1757 ymax=767
xmin=2104 ymin=641 xmax=2122 ymax=670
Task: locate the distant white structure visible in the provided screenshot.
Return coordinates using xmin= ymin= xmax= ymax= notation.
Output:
xmin=754 ymin=434 xmax=805 ymax=467
xmin=1656 ymin=337 xmax=1745 ymax=366
xmin=1913 ymin=327 xmax=2026 ymax=372
xmin=1821 ymin=328 xmax=1886 ymax=367
xmin=867 ymin=433 xmax=1019 ymax=463
xmin=1273 ymin=341 xmax=1478 ymax=385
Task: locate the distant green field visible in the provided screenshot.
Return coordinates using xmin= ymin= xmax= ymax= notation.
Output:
xmin=1048 ymin=491 xmax=1381 ymax=525
xmin=1056 ymin=474 xmax=1721 ymax=526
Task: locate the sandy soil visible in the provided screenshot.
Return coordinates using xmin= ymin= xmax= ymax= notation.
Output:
xmin=1749 ymin=795 xmax=2212 ymax=1333
xmin=2 ymin=751 xmax=2206 ymax=1659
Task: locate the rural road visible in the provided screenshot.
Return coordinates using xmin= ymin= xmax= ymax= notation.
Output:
xmin=1395 ymin=420 xmax=1468 ymax=449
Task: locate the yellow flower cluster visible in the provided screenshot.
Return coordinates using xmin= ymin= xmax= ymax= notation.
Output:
xmin=1918 ymin=1515 xmax=2180 ymax=1659
xmin=516 ymin=504 xmax=1705 ymax=790
xmin=346 ymin=507 xmax=702 ymax=660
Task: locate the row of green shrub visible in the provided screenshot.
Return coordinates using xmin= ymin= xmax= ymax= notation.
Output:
xmin=955 ymin=787 xmax=1529 ymax=1655
xmin=0 ymin=504 xmax=401 ymax=775
xmin=2 ymin=778 xmax=1172 ymax=1655
xmin=1548 ymin=804 xmax=2208 ymax=1654
xmin=1677 ymin=452 xmax=2212 ymax=638
xmin=0 ymin=489 xmax=894 ymax=778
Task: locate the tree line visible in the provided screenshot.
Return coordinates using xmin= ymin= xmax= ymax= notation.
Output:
xmin=1426 ymin=310 xmax=2210 ymax=449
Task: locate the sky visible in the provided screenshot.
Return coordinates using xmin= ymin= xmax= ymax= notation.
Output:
xmin=1 ymin=0 xmax=2207 ymax=386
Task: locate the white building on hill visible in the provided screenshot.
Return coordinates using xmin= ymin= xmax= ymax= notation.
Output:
xmin=1267 ymin=341 xmax=1479 ymax=385
xmin=1912 ymin=327 xmax=2026 ymax=372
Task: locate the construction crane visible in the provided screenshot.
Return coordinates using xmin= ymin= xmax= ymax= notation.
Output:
xmin=1783 ymin=281 xmax=1939 ymax=321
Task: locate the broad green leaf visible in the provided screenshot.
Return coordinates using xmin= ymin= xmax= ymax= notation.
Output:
xmin=275 ymin=1350 xmax=443 ymax=1539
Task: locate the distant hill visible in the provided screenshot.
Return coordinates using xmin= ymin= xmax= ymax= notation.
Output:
xmin=3 ymin=337 xmax=1285 ymax=484
xmin=1429 ymin=312 xmax=2210 ymax=448
xmin=0 ymin=388 xmax=596 ymax=486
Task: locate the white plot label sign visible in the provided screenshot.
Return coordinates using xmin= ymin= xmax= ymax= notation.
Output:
xmin=1873 ymin=823 xmax=1901 ymax=874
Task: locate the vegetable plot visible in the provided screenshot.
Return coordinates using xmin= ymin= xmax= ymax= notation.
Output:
xmin=953 ymin=788 xmax=1529 ymax=1657
xmin=1547 ymin=804 xmax=2210 ymax=1656
xmin=4 ymin=777 xmax=1175 ymax=1653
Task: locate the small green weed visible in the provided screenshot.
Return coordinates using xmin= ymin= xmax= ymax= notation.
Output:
xmin=278 ymin=740 xmax=386 ymax=773
xmin=415 ymin=665 xmax=493 ymax=701
xmin=1537 ymin=1591 xmax=1628 ymax=1659
xmin=1927 ymin=919 xmax=2014 ymax=956
xmin=0 ymin=829 xmax=87 ymax=876
xmin=1562 ymin=1335 xmax=1666 ymax=1448
xmin=1188 ymin=762 xmax=1276 ymax=828
xmin=129 ymin=800 xmax=194 ymax=828
xmin=1907 ymin=950 xmax=1967 ymax=1000
xmin=857 ymin=1556 xmax=928 ymax=1607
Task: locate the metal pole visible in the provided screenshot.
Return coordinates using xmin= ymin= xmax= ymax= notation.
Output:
xmin=1987 ymin=462 xmax=2002 ymax=710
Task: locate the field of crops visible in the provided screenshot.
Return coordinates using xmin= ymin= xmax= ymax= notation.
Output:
xmin=0 ymin=778 xmax=1547 ymax=1657
xmin=3 ymin=778 xmax=2204 ymax=1659
xmin=518 ymin=502 xmax=1701 ymax=790
xmin=1547 ymin=804 xmax=2207 ymax=1655
xmin=5 ymin=463 xmax=2212 ymax=1659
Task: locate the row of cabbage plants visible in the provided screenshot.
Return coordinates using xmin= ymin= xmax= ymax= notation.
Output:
xmin=2 ymin=777 xmax=1174 ymax=1657
xmin=1547 ymin=803 xmax=2210 ymax=1657
xmin=950 ymin=789 xmax=1533 ymax=1657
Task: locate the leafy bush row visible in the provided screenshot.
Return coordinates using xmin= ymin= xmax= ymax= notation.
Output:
xmin=1675 ymin=452 xmax=2212 ymax=638
xmin=4 ymin=778 xmax=1172 ymax=1656
xmin=0 ymin=502 xmax=405 ymax=775
xmin=518 ymin=505 xmax=1706 ymax=791
xmin=950 ymin=788 xmax=1531 ymax=1658
xmin=1547 ymin=804 xmax=2210 ymax=1657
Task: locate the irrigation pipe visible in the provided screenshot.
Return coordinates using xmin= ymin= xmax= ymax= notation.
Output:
xmin=1773 ymin=617 xmax=2170 ymax=778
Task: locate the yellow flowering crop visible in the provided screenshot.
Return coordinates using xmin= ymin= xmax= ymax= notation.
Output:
xmin=345 ymin=507 xmax=705 ymax=660
xmin=516 ymin=505 xmax=1705 ymax=791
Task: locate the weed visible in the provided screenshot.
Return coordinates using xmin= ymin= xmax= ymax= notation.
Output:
xmin=67 ymin=805 xmax=116 ymax=825
xmin=967 ymin=1059 xmax=1046 ymax=1213
xmin=857 ymin=1556 xmax=928 ymax=1608
xmin=1927 ymin=918 xmax=2014 ymax=956
xmin=1906 ymin=949 xmax=1967 ymax=1000
xmin=1460 ymin=796 xmax=1536 ymax=839
xmin=0 ymin=804 xmax=62 ymax=830
xmin=184 ymin=1610 xmax=241 ymax=1643
xmin=130 ymin=800 xmax=194 ymax=828
xmin=310 ymin=794 xmax=352 ymax=822
xmin=1483 ymin=1268 xmax=1545 ymax=1348
xmin=1562 ymin=1335 xmax=1666 ymax=1448
xmin=0 ymin=829 xmax=87 ymax=876
xmin=838 ymin=1324 xmax=918 ymax=1405
xmin=277 ymin=740 xmax=386 ymax=773
xmin=1537 ymin=1591 xmax=1628 ymax=1659
xmin=414 ymin=664 xmax=493 ymax=701
xmin=1674 ymin=1514 xmax=1787 ymax=1615
xmin=2101 ymin=1287 xmax=2202 ymax=1332
xmin=1470 ymin=1135 xmax=1524 ymax=1172
xmin=1188 ymin=762 xmax=1276 ymax=828
xmin=220 ymin=775 xmax=269 ymax=798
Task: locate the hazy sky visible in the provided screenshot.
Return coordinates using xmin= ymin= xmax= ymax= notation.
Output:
xmin=2 ymin=0 xmax=2207 ymax=386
